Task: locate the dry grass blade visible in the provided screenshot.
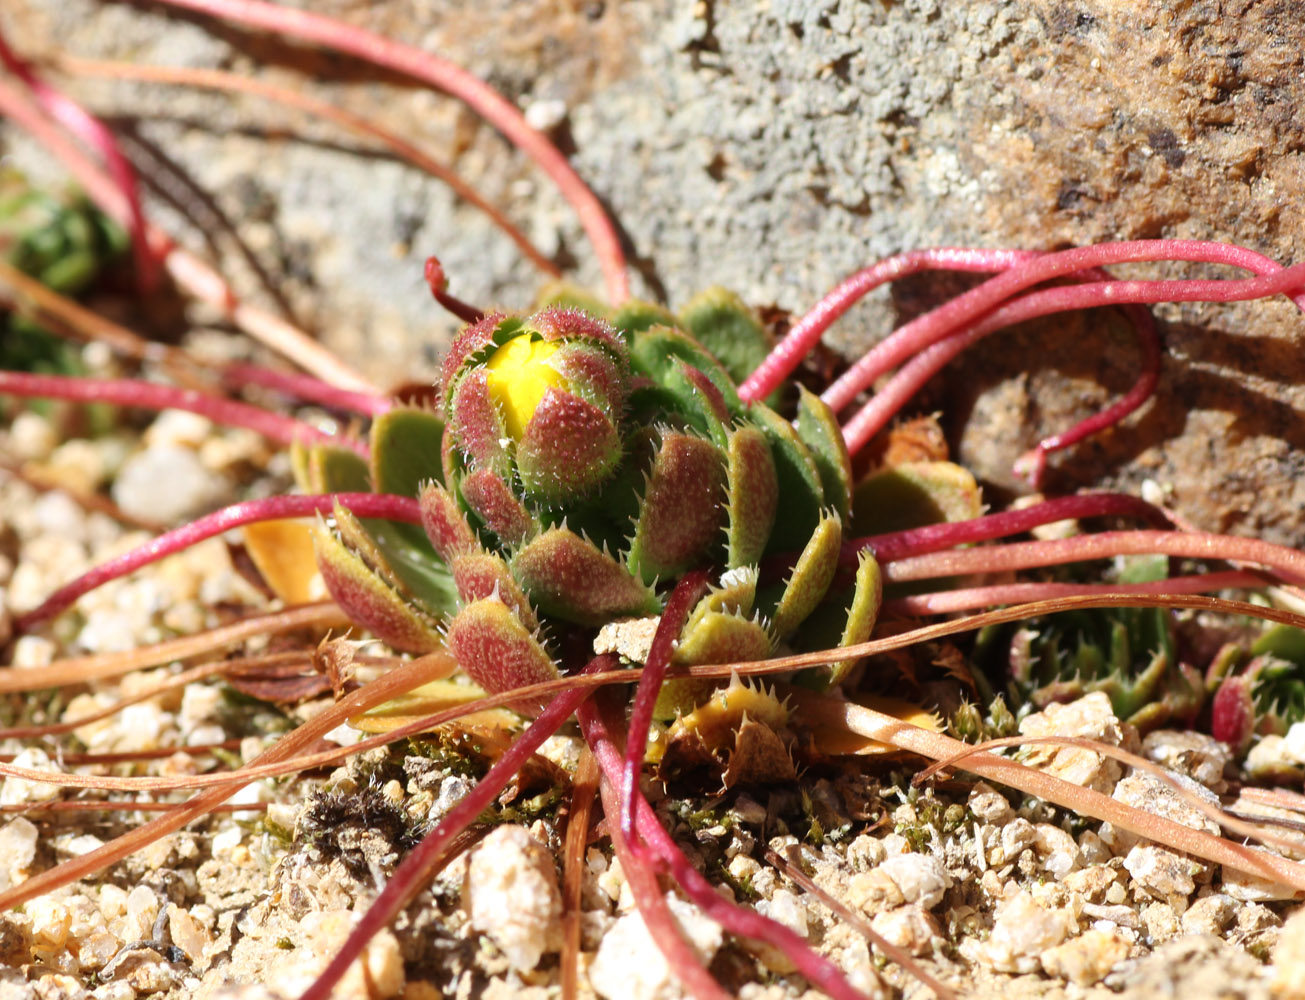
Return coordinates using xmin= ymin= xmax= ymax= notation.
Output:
xmin=53 ymin=56 xmax=562 ymax=279
xmin=788 ymin=688 xmax=1305 ymax=892
xmin=0 ymin=651 xmax=307 ymax=739
xmin=0 ymin=601 xmax=349 ymax=691
xmin=2 ymin=741 xmax=238 ymax=766
xmin=1240 ymin=787 xmax=1305 ymax=813
xmin=680 ymin=594 xmax=1305 ymax=679
xmin=0 ymin=651 xmax=458 ymax=910
xmin=8 ymin=596 xmax=1300 ymax=789
xmin=562 ymin=747 xmax=600 ymax=1000
xmin=0 ymin=661 xmax=647 ymax=794
xmin=916 ymin=735 xmax=1305 ymax=856
xmin=0 ymin=800 xmax=268 ymax=814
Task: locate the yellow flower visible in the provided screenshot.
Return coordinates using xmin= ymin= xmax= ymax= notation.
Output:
xmin=484 ymin=334 xmax=563 ymax=440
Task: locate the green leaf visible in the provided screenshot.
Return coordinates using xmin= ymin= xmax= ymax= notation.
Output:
xmin=748 ymin=402 xmax=824 ymax=553
xmin=627 ymin=431 xmax=727 ymax=584
xmin=724 ymin=426 xmax=778 ymax=569
xmin=312 ymin=520 xmax=443 ymax=653
xmin=305 ymin=443 xmax=459 ymax=619
xmin=770 ymin=510 xmax=842 ymax=639
xmin=827 ymin=552 xmax=883 ymax=687
xmin=683 ymin=567 xmax=758 ymax=637
xmin=850 ymin=461 xmax=982 ymax=537
xmin=445 ymin=597 xmax=560 ymax=710
xmin=511 ymin=527 xmax=657 ymax=626
xmin=613 ymin=298 xmax=678 ymax=336
xmin=677 ymin=286 xmax=772 ymax=389
xmin=675 ymin=611 xmax=773 ymax=666
xmin=1252 ymin=625 xmax=1305 ymax=666
xmin=303 ymin=443 xmax=371 ymax=494
xmin=450 ymin=550 xmax=538 ymax=630
xmin=532 ymin=281 xmax=612 ymax=319
xmin=628 ymin=325 xmax=744 ymax=416
xmin=369 ymin=406 xmax=446 ymax=496
xmin=330 ymin=502 xmax=460 ymax=621
xmin=794 ymin=385 xmax=852 ymax=524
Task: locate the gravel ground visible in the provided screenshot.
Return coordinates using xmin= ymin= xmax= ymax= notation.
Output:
xmin=1 ymin=399 xmax=1303 ymax=1000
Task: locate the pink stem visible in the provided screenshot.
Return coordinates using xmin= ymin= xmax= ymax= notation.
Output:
xmin=148 ymin=0 xmax=630 ymax=304
xmin=1013 ymin=303 xmax=1159 ymax=486
xmin=621 ymin=569 xmax=710 ymax=845
xmin=0 ymin=369 xmax=362 ymax=454
xmin=58 ymin=56 xmax=562 ymax=278
xmin=220 ymin=361 xmax=392 ymax=417
xmin=822 ymin=240 xmax=1305 ymax=414
xmin=424 ymin=256 xmax=484 ymax=324
xmin=298 ymin=655 xmax=612 ymax=1000
xmin=0 ymin=77 xmax=145 ymax=252
xmin=739 ymin=248 xmax=1039 ymax=402
xmin=0 ymin=32 xmax=159 ymax=291
xmin=736 ymin=243 xmax=1162 ymax=479
xmin=581 ymin=694 xmax=871 ymax=1000
xmin=848 ymin=492 xmax=1172 ymax=566
xmin=839 ymin=284 xmax=1163 ymax=461
xmin=14 ymin=492 xmax=420 ymax=631
xmin=598 ymin=749 xmax=732 ymax=1000
xmin=0 ymin=76 xmax=380 ymax=394
xmin=882 ymin=530 xmax=1305 ymax=588
xmin=884 ymin=570 xmax=1266 ymax=616
xmin=163 ymin=247 xmax=381 ymax=394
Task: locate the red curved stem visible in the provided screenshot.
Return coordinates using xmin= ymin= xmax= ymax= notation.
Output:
xmin=148 ymin=0 xmax=630 ymax=303
xmin=882 ymin=530 xmax=1305 ymax=588
xmin=736 ymin=245 xmax=1165 ymax=480
xmin=822 ymin=240 xmax=1305 ymax=414
xmin=220 ymin=362 xmax=392 ymax=417
xmin=847 ymin=492 xmax=1172 ymax=567
xmin=598 ymin=751 xmax=732 ymax=1000
xmin=14 ymin=493 xmax=420 ymax=630
xmin=620 ymin=569 xmax=710 ymax=845
xmin=1013 ymin=302 xmax=1159 ymax=486
xmin=0 ymin=32 xmax=159 ymax=291
xmin=738 ymin=248 xmax=1038 ymax=402
xmin=0 ymin=54 xmax=397 ymax=396
xmin=59 ymin=57 xmax=562 ymax=279
xmin=838 ymin=284 xmax=1163 ymax=460
xmin=298 ymin=656 xmax=612 ymax=1000
xmin=0 ymin=369 xmax=362 ymax=454
xmin=424 ymin=256 xmax=485 ymax=324
xmin=581 ymin=694 xmax=872 ymax=1000
xmin=0 ymin=81 xmax=378 ymax=394
xmin=884 ymin=570 xmax=1266 ymax=616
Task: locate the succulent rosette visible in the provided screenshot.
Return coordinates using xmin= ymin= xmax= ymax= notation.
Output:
xmin=303 ymin=290 xmax=919 ymax=714
xmin=1 ymin=168 xmax=127 ymax=375
xmin=0 ymin=168 xmax=126 ymax=296
xmin=971 ymin=554 xmax=1204 ymax=731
